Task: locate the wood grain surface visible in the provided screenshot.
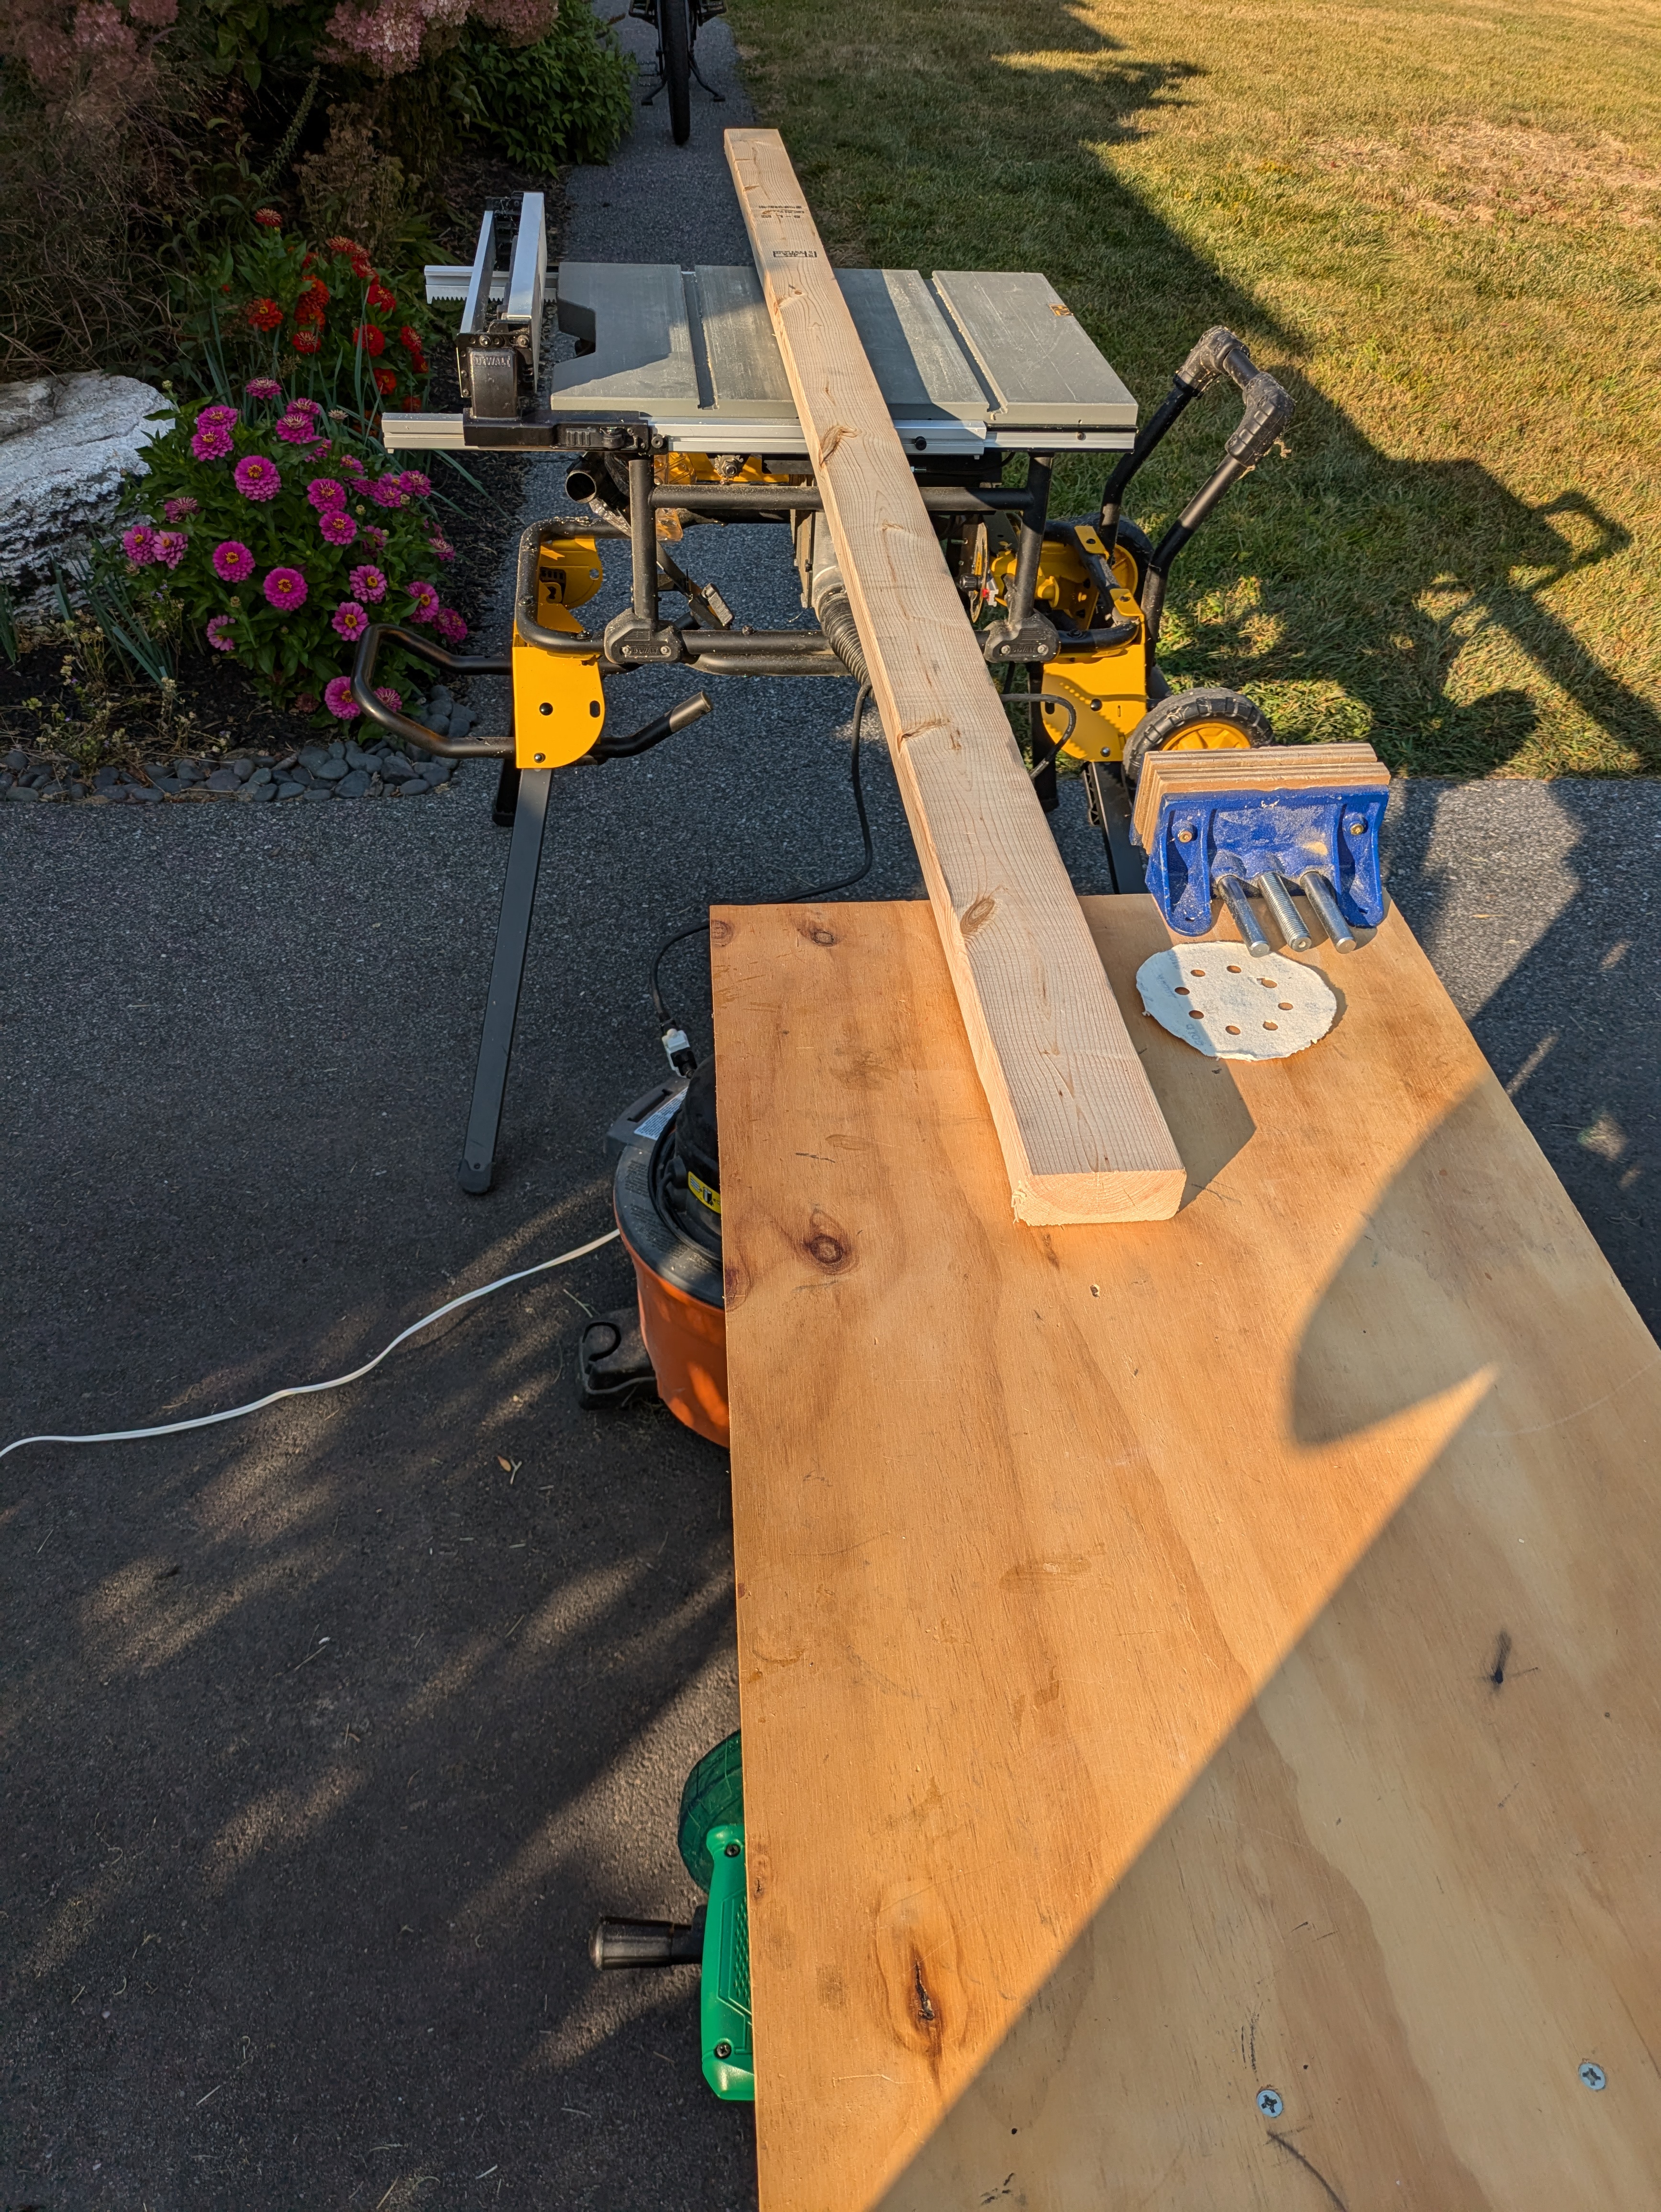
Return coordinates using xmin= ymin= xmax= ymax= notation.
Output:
xmin=723 ymin=128 xmax=1183 ymax=1225
xmin=711 ymin=894 xmax=1661 ymax=2212
xmin=1133 ymin=742 xmax=1389 ymax=846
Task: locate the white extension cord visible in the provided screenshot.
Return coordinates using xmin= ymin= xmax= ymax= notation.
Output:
xmin=0 ymin=1228 xmax=620 ymax=1462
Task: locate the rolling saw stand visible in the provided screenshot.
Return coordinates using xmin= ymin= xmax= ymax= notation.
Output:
xmin=354 ymin=191 xmax=1361 ymax=1196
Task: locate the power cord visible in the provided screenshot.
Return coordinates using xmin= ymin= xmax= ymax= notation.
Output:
xmin=650 ymin=681 xmax=874 ymax=1072
xmin=0 ymin=1228 xmax=620 ymax=1462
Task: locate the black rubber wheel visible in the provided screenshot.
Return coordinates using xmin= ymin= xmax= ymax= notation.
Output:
xmin=662 ymin=0 xmax=693 ymax=145
xmin=677 ymin=1730 xmax=743 ymax=1892
xmin=1121 ymin=685 xmax=1274 ymax=787
xmin=1107 ymin=516 xmax=1156 ymax=603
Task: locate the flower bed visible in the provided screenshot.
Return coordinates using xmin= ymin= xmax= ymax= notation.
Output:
xmin=121 ymin=384 xmax=467 ymax=719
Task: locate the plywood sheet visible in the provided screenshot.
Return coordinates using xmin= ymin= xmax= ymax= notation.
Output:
xmin=711 ymin=894 xmax=1661 ymax=2212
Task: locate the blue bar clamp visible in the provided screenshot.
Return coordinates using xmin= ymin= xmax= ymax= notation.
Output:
xmin=1137 ymin=785 xmax=1388 ymax=941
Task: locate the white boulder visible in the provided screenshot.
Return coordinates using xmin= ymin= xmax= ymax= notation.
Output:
xmin=0 ymin=372 xmax=168 ymax=602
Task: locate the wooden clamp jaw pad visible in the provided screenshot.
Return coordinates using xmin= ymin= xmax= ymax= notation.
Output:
xmin=1134 ymin=743 xmax=1393 ymax=940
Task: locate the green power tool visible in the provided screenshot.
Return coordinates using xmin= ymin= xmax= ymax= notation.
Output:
xmin=590 ymin=1730 xmax=753 ymax=2101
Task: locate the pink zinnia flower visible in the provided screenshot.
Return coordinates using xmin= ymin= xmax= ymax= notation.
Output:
xmin=122 ymin=521 xmax=158 ymax=564
xmin=234 ymin=454 xmax=281 ymax=502
xmin=318 ymin=509 xmax=358 ymax=547
xmin=427 ymin=535 xmax=455 ymax=563
xmin=263 ymin=565 xmax=308 ymax=611
xmin=163 ymin=497 xmax=198 ymax=523
xmin=406 ymin=580 xmax=439 ymax=622
xmin=191 ymin=424 xmax=233 ymax=461
xmin=275 ymin=413 xmax=316 ymax=446
xmin=434 ymin=607 xmax=467 ymax=645
xmin=363 ymin=524 xmax=388 ymax=549
xmin=198 ymin=403 xmax=238 ymax=426
xmin=324 ymin=675 xmax=360 ymax=720
xmin=153 ymin=531 xmax=188 ymax=569
xmin=206 ymin=614 xmax=237 ymax=652
xmin=246 ymin=377 xmax=282 ymax=400
xmin=289 ymin=395 xmax=324 ymax=417
xmin=348 ymin=563 xmax=386 ymax=602
xmin=398 ymin=469 xmax=432 ymax=499
xmin=366 ymin=476 xmax=406 ymax=509
xmin=306 ymin=477 xmax=347 ymax=510
xmin=332 ymin=599 xmax=369 ymax=641
xmin=339 ymin=453 xmax=367 ymax=477
xmin=212 ymin=540 xmax=254 ymax=582
xmin=375 ymin=686 xmax=402 ymax=713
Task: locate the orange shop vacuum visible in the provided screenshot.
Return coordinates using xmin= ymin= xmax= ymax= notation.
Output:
xmin=576 ymin=1059 xmax=728 ymax=1447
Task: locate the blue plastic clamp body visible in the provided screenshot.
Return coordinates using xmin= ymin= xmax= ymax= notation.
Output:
xmin=1138 ymin=785 xmax=1388 ymax=939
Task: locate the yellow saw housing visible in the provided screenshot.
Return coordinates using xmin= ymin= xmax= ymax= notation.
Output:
xmin=513 ymin=533 xmax=606 ymax=768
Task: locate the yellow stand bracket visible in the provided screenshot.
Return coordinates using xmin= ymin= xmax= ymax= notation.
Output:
xmin=513 ymin=534 xmax=606 ymax=769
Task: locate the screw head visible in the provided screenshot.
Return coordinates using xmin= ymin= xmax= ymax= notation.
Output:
xmin=713 ymin=2039 xmax=732 ymax=2060
xmin=1580 ymin=2062 xmax=1607 ymax=2091
xmin=1347 ymin=819 xmax=1366 ymax=835
xmin=1176 ymin=828 xmax=1195 ymax=844
xmin=533 ymin=752 xmax=545 ymax=763
xmin=1256 ymin=2088 xmax=1284 ymax=2117
xmin=539 ymin=701 xmax=553 ymax=715
xmin=723 ymin=1840 xmax=741 ymax=1858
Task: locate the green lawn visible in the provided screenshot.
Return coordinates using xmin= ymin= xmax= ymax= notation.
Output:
xmin=726 ymin=0 xmax=1661 ymax=775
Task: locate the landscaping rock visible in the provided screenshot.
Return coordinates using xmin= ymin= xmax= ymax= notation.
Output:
xmin=205 ymin=769 xmax=241 ymax=792
xmin=315 ymin=758 xmax=350 ymax=781
xmin=336 ymin=769 xmax=371 ymax=797
xmin=0 ymin=372 xmax=167 ymax=603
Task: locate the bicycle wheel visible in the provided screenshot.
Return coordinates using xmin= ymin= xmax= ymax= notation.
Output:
xmin=662 ymin=0 xmax=693 ymax=144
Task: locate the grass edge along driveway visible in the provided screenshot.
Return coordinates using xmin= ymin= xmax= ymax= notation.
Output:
xmin=728 ymin=0 xmax=1661 ymax=778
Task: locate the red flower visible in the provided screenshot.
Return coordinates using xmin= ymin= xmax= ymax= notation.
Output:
xmin=353 ymin=323 xmax=386 ymax=357
xmin=398 ymin=325 xmax=424 ymax=356
xmin=373 ymin=366 xmax=398 ymax=395
xmin=325 ymin=235 xmax=363 ymax=254
xmin=350 ymin=257 xmax=374 ymax=282
xmin=402 ymin=394 xmax=423 ymax=411
xmin=293 ymin=329 xmax=321 ymax=355
xmin=301 ymin=275 xmax=331 ymax=305
xmin=254 ymin=208 xmax=283 ymax=228
xmin=295 ymin=299 xmax=326 ymax=330
xmin=367 ymin=280 xmax=396 ymax=314
xmin=246 ymin=297 xmax=284 ymax=332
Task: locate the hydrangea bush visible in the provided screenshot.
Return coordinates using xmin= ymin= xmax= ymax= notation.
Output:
xmin=119 ymin=385 xmax=469 ymax=720
xmin=185 ymin=217 xmax=438 ymax=431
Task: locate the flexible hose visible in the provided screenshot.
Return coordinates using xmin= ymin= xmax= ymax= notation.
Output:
xmin=0 ymin=1228 xmax=620 ymax=1461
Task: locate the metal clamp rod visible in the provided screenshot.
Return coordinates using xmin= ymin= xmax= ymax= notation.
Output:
xmin=641 ymin=484 xmax=1031 ymax=517
xmin=1255 ymin=871 xmax=1314 ymax=952
xmin=685 ymin=651 xmax=847 ymax=676
xmin=1052 ymin=619 xmax=1141 ymax=655
xmin=351 ymin=625 xmax=512 ymax=756
xmin=1299 ymin=870 xmax=1359 ymax=952
xmin=1213 ymin=874 xmax=1272 ymax=958
xmin=628 ymin=455 xmax=657 ymax=627
xmin=1008 ymin=454 xmax=1054 ymax=628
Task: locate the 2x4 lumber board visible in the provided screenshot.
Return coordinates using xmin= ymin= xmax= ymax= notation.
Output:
xmin=723 ymin=128 xmax=1183 ymax=1226
xmin=711 ymin=894 xmax=1661 ymax=2212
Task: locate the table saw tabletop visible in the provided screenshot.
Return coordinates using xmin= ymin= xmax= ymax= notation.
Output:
xmin=711 ymin=892 xmax=1661 ymax=2212
xmin=397 ymin=262 xmax=1136 ymax=456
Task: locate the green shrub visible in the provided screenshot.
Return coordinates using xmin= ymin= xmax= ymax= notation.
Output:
xmin=460 ymin=1 xmax=635 ymax=171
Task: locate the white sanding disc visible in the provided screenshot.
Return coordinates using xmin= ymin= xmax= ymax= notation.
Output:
xmin=1136 ymin=947 xmax=1337 ymax=1061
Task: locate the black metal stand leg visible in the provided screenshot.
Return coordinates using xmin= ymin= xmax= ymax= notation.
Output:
xmin=492 ymin=757 xmax=520 ymax=829
xmin=1084 ymin=761 xmax=1146 ymax=895
xmin=457 ymin=768 xmax=553 ymax=1194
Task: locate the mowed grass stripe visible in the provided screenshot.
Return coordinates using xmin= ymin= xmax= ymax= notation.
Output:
xmin=727 ymin=0 xmax=1661 ymax=776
